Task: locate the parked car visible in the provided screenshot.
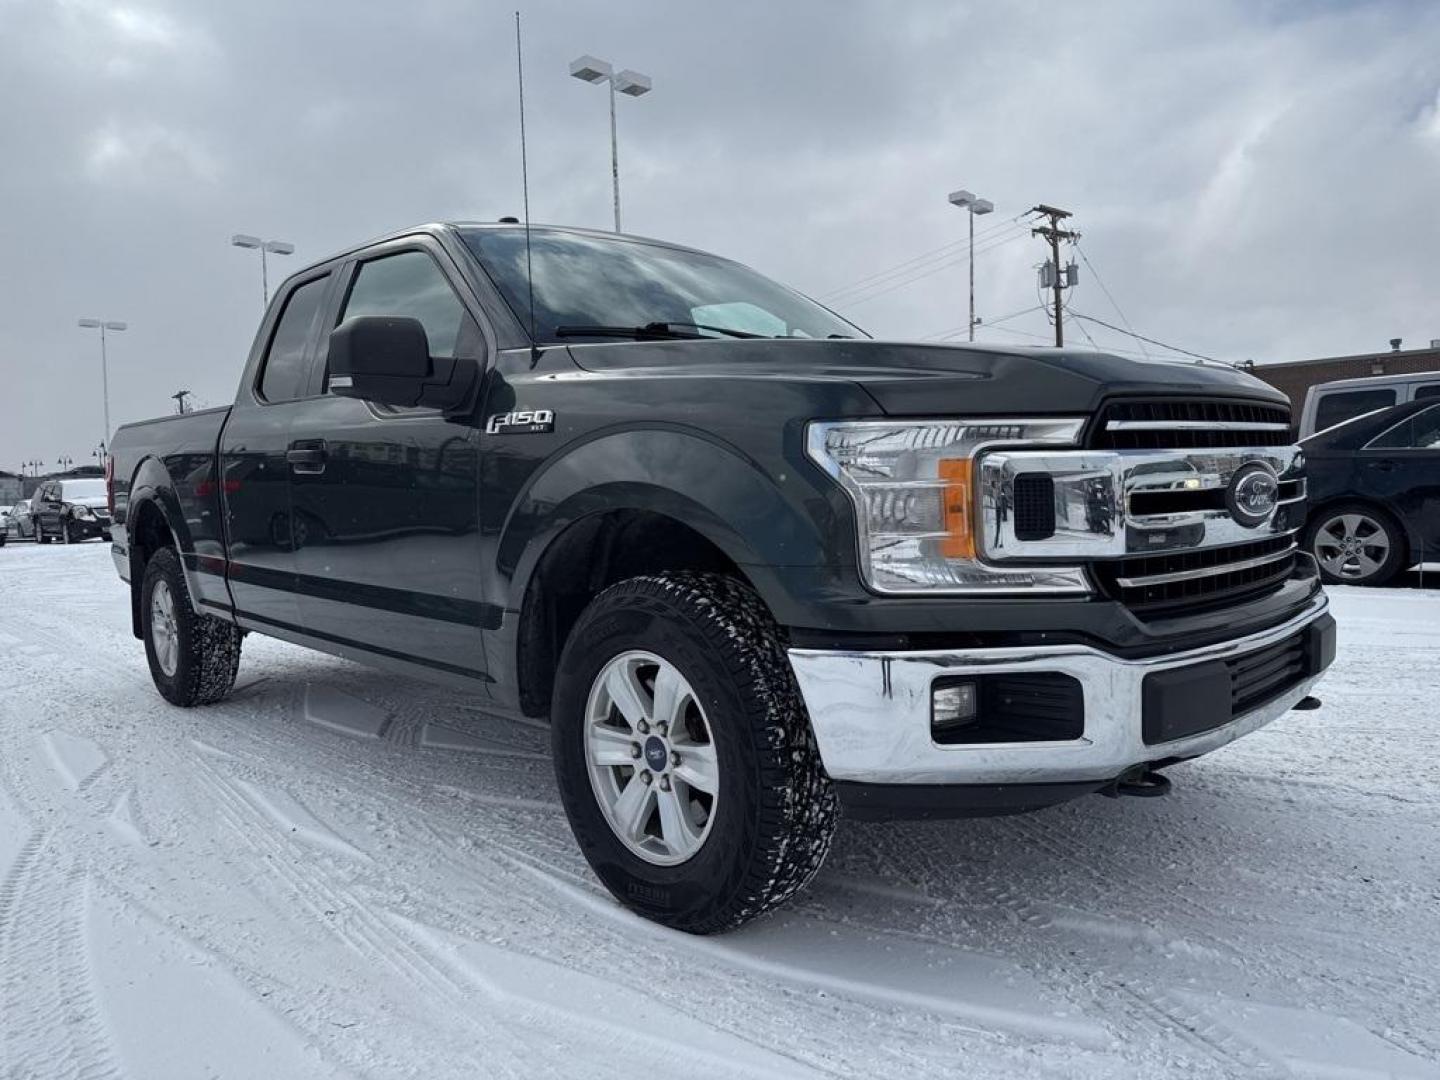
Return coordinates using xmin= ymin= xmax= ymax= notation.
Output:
xmin=107 ymin=221 xmax=1334 ymax=933
xmin=31 ymin=478 xmax=113 ymax=544
xmin=1298 ymin=370 xmax=1440 ymax=439
xmin=9 ymin=494 xmax=37 ymax=540
xmin=1301 ymin=398 xmax=1440 ymax=585
xmin=0 ymin=505 xmax=9 ymax=546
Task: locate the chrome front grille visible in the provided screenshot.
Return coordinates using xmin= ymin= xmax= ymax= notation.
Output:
xmin=979 ymin=398 xmax=1306 ymax=616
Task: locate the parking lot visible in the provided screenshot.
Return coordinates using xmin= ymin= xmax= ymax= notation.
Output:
xmin=1 ymin=540 xmax=1437 ymax=1079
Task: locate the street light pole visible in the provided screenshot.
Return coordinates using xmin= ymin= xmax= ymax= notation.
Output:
xmin=231 ymin=234 xmax=295 ymax=306
xmin=947 ymin=190 xmax=994 ymax=342
xmin=78 ymin=318 xmax=126 ymax=448
xmin=569 ymin=56 xmax=652 ymax=233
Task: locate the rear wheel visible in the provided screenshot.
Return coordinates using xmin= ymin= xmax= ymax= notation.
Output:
xmin=1305 ymin=504 xmax=1406 ymax=586
xmin=141 ymin=547 xmax=242 ymax=706
xmin=551 ymin=572 xmax=837 ymax=934
xmin=62 ymin=521 xmax=74 ymax=544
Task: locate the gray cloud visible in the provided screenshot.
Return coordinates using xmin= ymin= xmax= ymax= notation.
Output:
xmin=2 ymin=0 xmax=1438 ymax=468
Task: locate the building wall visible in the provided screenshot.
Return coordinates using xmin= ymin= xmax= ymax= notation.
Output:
xmin=1251 ymin=347 xmax=1440 ymax=414
xmin=0 ymin=474 xmax=21 ymax=505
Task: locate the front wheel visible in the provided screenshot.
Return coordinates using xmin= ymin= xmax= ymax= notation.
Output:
xmin=551 ymin=573 xmax=837 ymax=934
xmin=1305 ymin=504 xmax=1406 ymax=586
xmin=141 ymin=547 xmax=243 ymax=706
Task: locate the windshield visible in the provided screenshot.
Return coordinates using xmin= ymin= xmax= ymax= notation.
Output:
xmin=459 ymin=228 xmax=864 ymax=344
xmin=60 ymin=479 xmax=106 ymax=500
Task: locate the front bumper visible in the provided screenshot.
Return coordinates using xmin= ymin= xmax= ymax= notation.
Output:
xmin=788 ymin=590 xmax=1332 ymax=798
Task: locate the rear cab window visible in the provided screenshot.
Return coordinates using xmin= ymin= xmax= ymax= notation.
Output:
xmin=1413 ymin=383 xmax=1440 ymax=402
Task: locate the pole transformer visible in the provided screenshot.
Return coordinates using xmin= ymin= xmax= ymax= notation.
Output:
xmin=1031 ymin=205 xmax=1079 ymax=347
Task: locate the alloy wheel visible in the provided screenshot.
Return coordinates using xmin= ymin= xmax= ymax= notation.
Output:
xmin=584 ymin=650 xmax=719 ymax=866
xmin=149 ymin=580 xmax=181 ymax=677
xmin=1314 ymin=512 xmax=1390 ymax=581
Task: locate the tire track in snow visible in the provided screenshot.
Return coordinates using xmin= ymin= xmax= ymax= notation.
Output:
xmin=0 ymin=835 xmax=126 ymax=1080
xmin=1004 ymin=808 xmax=1440 ymax=1062
xmin=834 ymin=827 xmax=1279 ymax=1078
xmin=186 ymin=752 xmax=568 ymax=1080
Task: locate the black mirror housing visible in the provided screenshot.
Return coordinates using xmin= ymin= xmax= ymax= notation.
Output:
xmin=327 ymin=316 xmax=478 ymax=412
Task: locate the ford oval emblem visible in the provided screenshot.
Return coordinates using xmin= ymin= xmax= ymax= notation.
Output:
xmin=1226 ymin=462 xmax=1281 ymax=527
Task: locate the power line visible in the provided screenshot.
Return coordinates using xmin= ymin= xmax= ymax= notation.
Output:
xmin=818 ymin=216 xmax=1026 ymax=302
xmin=1074 ymin=243 xmax=1149 ymax=360
xmin=925 ymin=304 xmax=1045 ymax=342
xmin=817 ymin=218 xmax=1031 ymax=305
xmin=1068 ymin=311 xmax=1217 ymax=363
xmin=833 ymin=227 xmax=1029 ymax=309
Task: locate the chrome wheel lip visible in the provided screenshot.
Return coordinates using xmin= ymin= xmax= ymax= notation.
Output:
xmin=1313 ymin=512 xmax=1391 ymax=581
xmin=583 ymin=649 xmax=719 ymax=867
xmin=150 ymin=580 xmax=180 ymax=677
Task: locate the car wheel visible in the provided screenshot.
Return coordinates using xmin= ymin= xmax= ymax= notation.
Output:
xmin=62 ymin=521 xmax=74 ymax=544
xmin=141 ymin=547 xmax=243 ymax=706
xmin=38 ymin=530 xmax=51 ymax=545
xmin=1305 ymin=504 xmax=1406 ymax=586
xmin=551 ymin=572 xmax=837 ymax=934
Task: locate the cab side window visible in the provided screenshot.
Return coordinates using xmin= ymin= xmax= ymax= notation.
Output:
xmin=1414 ymin=384 xmax=1440 ymax=402
xmin=340 ymin=251 xmax=466 ymax=358
xmin=259 ymin=275 xmax=331 ymax=403
xmin=1369 ymin=405 xmax=1440 ymax=450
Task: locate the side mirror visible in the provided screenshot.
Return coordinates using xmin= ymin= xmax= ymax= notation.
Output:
xmin=327 ymin=316 xmax=478 ymax=412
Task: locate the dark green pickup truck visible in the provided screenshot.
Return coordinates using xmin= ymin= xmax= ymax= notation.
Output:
xmin=107 ymin=222 xmax=1334 ymax=932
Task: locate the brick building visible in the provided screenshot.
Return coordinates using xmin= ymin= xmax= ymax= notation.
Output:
xmin=1249 ymin=342 xmax=1440 ymax=414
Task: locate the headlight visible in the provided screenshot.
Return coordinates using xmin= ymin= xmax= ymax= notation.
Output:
xmin=72 ymin=505 xmax=94 ymax=519
xmin=806 ymin=418 xmax=1091 ymax=594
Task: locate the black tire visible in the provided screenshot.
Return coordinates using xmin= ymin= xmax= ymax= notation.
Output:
xmin=61 ymin=520 xmax=74 ymax=544
xmin=551 ymin=572 xmax=837 ymax=934
xmin=1303 ymin=502 xmax=1407 ymax=587
xmin=140 ymin=547 xmax=243 ymax=706
xmin=37 ymin=531 xmax=51 ymax=545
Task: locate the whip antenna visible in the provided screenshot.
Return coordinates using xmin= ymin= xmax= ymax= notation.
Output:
xmin=514 ymin=11 xmax=538 ymax=364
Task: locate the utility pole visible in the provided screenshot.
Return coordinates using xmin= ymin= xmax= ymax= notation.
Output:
xmin=1031 ymin=205 xmax=1079 ymax=346
xmin=172 ymin=389 xmax=193 ymax=415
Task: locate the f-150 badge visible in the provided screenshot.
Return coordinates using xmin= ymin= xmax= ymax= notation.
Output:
xmin=486 ymin=409 xmax=555 ymax=435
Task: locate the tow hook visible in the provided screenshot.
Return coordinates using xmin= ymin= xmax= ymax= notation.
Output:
xmin=1104 ymin=766 xmax=1173 ymax=799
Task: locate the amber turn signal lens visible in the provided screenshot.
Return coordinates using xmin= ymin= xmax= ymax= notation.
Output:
xmin=938 ymin=458 xmax=975 ymax=559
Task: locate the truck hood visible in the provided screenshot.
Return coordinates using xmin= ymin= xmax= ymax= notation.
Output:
xmin=567 ymin=339 xmax=1286 ymax=416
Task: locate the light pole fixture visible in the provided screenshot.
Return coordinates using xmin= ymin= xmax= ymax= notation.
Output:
xmin=569 ymin=54 xmax=652 ymax=233
xmin=231 ymin=234 xmax=295 ymax=306
xmin=947 ymin=189 xmax=994 ymax=342
xmin=78 ymin=318 xmax=126 ymax=448
xmin=23 ymin=459 xmax=43 ymax=477
xmin=57 ymin=456 xmax=74 ymax=471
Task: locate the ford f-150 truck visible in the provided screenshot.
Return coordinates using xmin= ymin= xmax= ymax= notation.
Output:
xmin=109 ymin=222 xmax=1335 ymax=933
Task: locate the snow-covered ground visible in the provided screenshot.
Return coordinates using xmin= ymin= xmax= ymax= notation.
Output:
xmin=1 ymin=541 xmax=1437 ymax=1080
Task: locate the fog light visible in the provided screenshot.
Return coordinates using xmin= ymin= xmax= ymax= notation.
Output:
xmin=932 ymin=681 xmax=977 ymax=734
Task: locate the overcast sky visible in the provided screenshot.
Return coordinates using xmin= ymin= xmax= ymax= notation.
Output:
xmin=3 ymin=0 xmax=1439 ymax=469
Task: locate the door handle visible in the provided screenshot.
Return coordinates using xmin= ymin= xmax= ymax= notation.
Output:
xmin=286 ymin=440 xmax=328 ymax=475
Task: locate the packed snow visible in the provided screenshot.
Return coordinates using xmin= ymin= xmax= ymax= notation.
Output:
xmin=0 ymin=540 xmax=1437 ymax=1079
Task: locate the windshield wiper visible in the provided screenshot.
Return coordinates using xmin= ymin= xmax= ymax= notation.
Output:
xmin=554 ymin=321 xmax=765 ymax=341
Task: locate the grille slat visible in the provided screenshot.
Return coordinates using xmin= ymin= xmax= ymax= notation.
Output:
xmin=1092 ymin=399 xmax=1292 ymax=450
xmin=1094 ymin=535 xmax=1298 ymax=619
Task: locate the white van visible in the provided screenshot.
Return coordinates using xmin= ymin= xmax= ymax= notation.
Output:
xmin=1299 ymin=371 xmax=1440 ymax=438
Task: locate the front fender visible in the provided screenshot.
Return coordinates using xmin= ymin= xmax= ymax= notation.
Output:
xmin=497 ymin=426 xmax=849 ymax=624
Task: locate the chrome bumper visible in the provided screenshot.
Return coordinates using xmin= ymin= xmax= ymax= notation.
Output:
xmin=787 ymin=591 xmax=1330 ymax=786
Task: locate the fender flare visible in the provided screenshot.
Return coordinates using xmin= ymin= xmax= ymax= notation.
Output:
xmin=124 ymin=456 xmax=208 ymax=630
xmin=498 ymin=426 xmax=844 ymax=624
